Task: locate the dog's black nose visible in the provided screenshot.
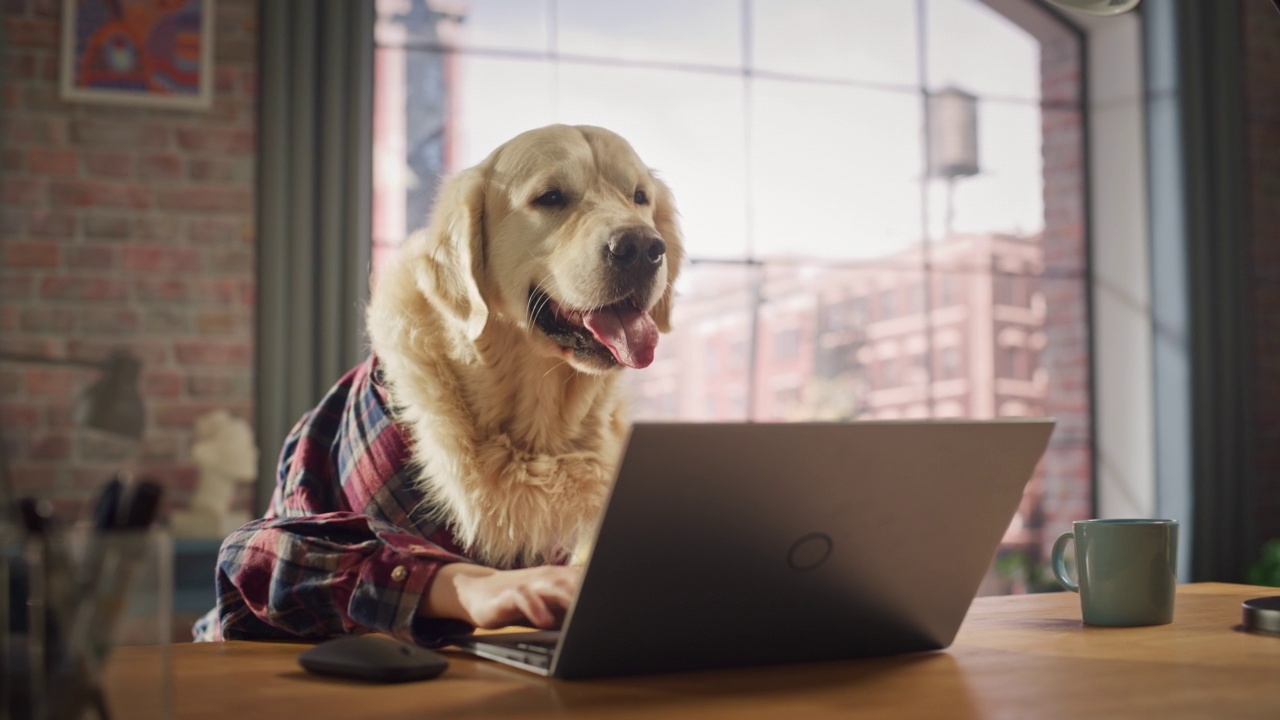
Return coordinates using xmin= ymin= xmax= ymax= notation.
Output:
xmin=607 ymin=228 xmax=665 ymax=269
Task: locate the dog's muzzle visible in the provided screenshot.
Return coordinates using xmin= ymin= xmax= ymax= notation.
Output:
xmin=606 ymin=227 xmax=665 ymax=283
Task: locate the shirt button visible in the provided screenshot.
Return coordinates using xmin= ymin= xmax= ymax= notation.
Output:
xmin=391 ymin=565 xmax=409 ymax=582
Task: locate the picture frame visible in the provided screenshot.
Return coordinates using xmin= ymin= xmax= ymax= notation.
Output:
xmin=59 ymin=0 xmax=215 ymax=110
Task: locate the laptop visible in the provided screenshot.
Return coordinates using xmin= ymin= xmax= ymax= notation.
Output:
xmin=449 ymin=419 xmax=1055 ymax=679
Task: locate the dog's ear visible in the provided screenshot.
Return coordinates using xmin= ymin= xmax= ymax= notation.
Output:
xmin=416 ymin=167 xmax=490 ymax=340
xmin=649 ymin=175 xmax=683 ymax=333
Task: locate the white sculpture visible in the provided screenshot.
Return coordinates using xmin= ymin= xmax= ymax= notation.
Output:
xmin=171 ymin=409 xmax=259 ymax=539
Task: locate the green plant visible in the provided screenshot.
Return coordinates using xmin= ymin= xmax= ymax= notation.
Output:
xmin=1247 ymin=539 xmax=1280 ymax=587
xmin=994 ymin=549 xmax=1065 ymax=594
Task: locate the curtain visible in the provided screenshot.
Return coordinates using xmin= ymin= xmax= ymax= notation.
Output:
xmin=256 ymin=0 xmax=374 ymax=512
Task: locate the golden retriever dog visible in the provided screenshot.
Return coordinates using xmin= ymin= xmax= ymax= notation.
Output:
xmin=366 ymin=124 xmax=684 ymax=569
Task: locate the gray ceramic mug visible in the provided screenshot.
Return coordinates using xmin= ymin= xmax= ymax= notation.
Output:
xmin=1051 ymin=519 xmax=1179 ymax=626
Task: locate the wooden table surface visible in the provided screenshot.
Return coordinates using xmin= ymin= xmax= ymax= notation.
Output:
xmin=103 ymin=583 xmax=1280 ymax=719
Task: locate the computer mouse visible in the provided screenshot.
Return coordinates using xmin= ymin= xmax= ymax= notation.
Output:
xmin=297 ymin=635 xmax=450 ymax=683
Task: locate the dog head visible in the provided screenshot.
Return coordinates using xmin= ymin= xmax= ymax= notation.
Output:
xmin=416 ymin=124 xmax=684 ymax=373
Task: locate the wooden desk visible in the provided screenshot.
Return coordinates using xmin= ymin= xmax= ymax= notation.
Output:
xmin=106 ymin=583 xmax=1280 ymax=719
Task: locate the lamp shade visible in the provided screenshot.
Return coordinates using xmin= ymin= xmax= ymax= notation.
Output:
xmin=74 ymin=350 xmax=146 ymax=440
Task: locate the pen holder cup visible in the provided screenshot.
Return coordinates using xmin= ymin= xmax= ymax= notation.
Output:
xmin=3 ymin=522 xmax=21 ymax=720
xmin=5 ymin=524 xmax=174 ymax=720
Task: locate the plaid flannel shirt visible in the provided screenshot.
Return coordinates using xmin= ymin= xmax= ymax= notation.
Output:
xmin=192 ymin=356 xmax=484 ymax=646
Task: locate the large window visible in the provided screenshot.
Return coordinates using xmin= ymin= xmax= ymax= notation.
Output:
xmin=372 ymin=0 xmax=1091 ymax=594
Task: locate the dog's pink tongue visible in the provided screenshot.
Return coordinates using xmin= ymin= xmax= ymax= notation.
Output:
xmin=583 ymin=305 xmax=659 ymax=368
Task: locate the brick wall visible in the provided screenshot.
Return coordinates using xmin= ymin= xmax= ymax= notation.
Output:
xmin=1035 ymin=34 xmax=1092 ymax=556
xmin=1 ymin=0 xmax=259 ymax=516
xmin=1244 ymin=0 xmax=1280 ymax=547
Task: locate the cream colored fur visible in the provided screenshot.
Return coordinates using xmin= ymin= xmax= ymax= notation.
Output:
xmin=366 ymin=125 xmax=684 ymax=568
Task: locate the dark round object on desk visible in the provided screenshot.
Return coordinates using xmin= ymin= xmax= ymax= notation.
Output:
xmin=298 ymin=635 xmax=449 ymax=683
xmin=1241 ymin=596 xmax=1280 ymax=636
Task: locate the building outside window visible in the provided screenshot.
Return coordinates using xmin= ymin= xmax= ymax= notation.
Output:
xmin=372 ymin=0 xmax=1091 ymax=594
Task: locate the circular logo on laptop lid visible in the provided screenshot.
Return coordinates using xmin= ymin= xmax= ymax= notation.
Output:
xmin=787 ymin=532 xmax=834 ymax=571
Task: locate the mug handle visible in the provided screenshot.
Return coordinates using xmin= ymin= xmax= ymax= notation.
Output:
xmin=1051 ymin=531 xmax=1079 ymax=593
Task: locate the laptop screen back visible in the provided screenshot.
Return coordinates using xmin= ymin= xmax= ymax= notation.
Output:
xmin=550 ymin=419 xmax=1055 ymax=679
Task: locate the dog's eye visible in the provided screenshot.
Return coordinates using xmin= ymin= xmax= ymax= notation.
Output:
xmin=634 ymin=188 xmax=649 ymax=205
xmin=533 ymin=189 xmax=566 ymax=208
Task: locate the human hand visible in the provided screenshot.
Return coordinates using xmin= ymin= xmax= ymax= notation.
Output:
xmin=423 ymin=564 xmax=581 ymax=629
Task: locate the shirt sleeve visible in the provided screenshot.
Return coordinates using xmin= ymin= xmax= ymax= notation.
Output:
xmin=213 ymin=512 xmax=474 ymax=647
xmin=207 ymin=359 xmax=476 ymax=647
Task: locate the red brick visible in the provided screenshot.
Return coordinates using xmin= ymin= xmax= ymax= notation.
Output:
xmin=209 ymin=248 xmax=252 ymax=274
xmin=2 ymin=177 xmax=42 ymax=206
xmin=174 ymin=127 xmax=255 ymax=154
xmin=133 ymin=216 xmax=184 ymax=242
xmin=83 ymin=151 xmax=136 ymax=180
xmin=2 ymin=148 xmax=23 ymax=172
xmin=142 ymin=370 xmax=186 ymax=398
xmin=27 ymin=210 xmax=75 ymax=237
xmin=136 ymin=433 xmax=183 ymax=463
xmin=37 ymin=55 xmax=59 ymax=83
xmin=121 ymin=245 xmax=203 ymax=273
xmin=0 ymin=402 xmax=43 ymax=427
xmin=20 ymin=306 xmax=75 ymax=333
xmin=45 ymin=400 xmax=76 ymax=430
xmin=0 ymin=305 xmax=17 ymax=332
xmin=0 ymin=368 xmax=21 ymax=395
xmin=78 ymin=434 xmax=136 ymax=462
xmin=6 ymin=116 xmax=64 ymax=143
xmin=4 ymin=241 xmax=59 ymax=268
xmin=214 ymin=66 xmax=240 ymax=94
xmin=22 ymin=84 xmax=67 ymax=112
xmin=215 ymin=28 xmax=257 ymax=66
xmin=143 ymin=307 xmax=192 ymax=333
xmin=28 ymin=434 xmax=73 ymax=460
xmin=24 ymin=368 xmax=80 ymax=397
xmin=187 ymin=219 xmax=248 ymax=245
xmin=206 ymin=97 xmax=244 ymax=123
xmin=4 ymin=82 xmax=22 ymax=110
xmin=82 ymin=213 xmax=131 ymax=240
xmin=139 ymin=153 xmax=184 ymax=181
xmin=187 ymin=373 xmax=234 ymax=398
xmin=6 ymin=17 xmax=58 ymax=47
xmin=0 ymin=272 xmax=33 ymax=298
xmin=205 ymin=278 xmax=241 ymax=303
xmin=188 ymin=157 xmax=253 ymax=184
xmin=66 ymin=245 xmax=118 ymax=269
xmin=65 ymin=466 xmax=114 ymax=491
xmin=155 ymin=186 xmax=251 ymax=213
xmin=1 ymin=208 xmax=23 ymax=235
xmin=134 ymin=278 xmax=195 ymax=302
xmin=6 ymin=51 xmax=38 ymax=81
xmin=0 ymin=336 xmax=61 ymax=360
xmin=77 ymin=307 xmax=140 ymax=334
xmin=196 ymin=310 xmax=242 ymax=334
xmin=26 ymin=148 xmax=78 ymax=176
xmin=153 ymin=400 xmax=227 ymax=428
xmin=40 ymin=275 xmax=128 ymax=301
xmin=174 ymin=341 xmax=251 ymax=366
xmin=131 ymin=462 xmax=199 ymax=492
xmin=49 ymin=180 xmax=151 ymax=209
xmin=67 ymin=339 xmax=170 ymax=366
xmin=71 ymin=119 xmax=171 ymax=148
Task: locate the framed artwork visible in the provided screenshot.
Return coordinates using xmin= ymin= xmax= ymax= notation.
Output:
xmin=60 ymin=0 xmax=214 ymax=110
